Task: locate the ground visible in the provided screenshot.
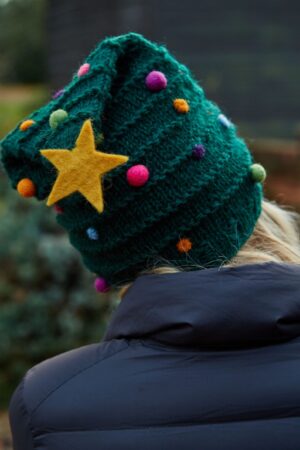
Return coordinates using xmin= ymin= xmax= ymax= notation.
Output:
xmin=0 ymin=412 xmax=11 ymax=450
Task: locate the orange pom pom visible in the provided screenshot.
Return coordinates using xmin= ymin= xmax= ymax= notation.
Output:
xmin=173 ymin=98 xmax=189 ymax=113
xmin=176 ymin=237 xmax=192 ymax=253
xmin=19 ymin=120 xmax=35 ymax=131
xmin=17 ymin=178 xmax=36 ymax=198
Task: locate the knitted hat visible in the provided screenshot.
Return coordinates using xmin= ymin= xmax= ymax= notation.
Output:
xmin=0 ymin=33 xmax=265 ymax=290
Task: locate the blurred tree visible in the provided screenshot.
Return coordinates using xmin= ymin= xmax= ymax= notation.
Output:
xmin=47 ymin=0 xmax=300 ymax=139
xmin=0 ymin=173 xmax=114 ymax=408
xmin=0 ymin=0 xmax=47 ymax=83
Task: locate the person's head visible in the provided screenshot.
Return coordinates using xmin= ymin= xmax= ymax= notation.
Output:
xmin=2 ymin=33 xmax=298 ymax=295
xmin=118 ymin=199 xmax=300 ymax=297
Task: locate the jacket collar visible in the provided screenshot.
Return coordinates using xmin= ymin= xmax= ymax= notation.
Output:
xmin=104 ymin=262 xmax=300 ymax=349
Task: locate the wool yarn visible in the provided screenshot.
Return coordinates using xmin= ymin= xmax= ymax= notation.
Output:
xmin=0 ymin=33 xmax=264 ymax=288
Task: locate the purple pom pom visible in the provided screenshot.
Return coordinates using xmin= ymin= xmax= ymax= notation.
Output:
xmin=52 ymin=89 xmax=65 ymax=99
xmin=94 ymin=277 xmax=110 ymax=293
xmin=192 ymin=144 xmax=206 ymax=160
xmin=145 ymin=71 xmax=167 ymax=92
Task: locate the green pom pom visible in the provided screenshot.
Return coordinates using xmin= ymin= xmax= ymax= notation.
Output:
xmin=251 ymin=163 xmax=266 ymax=183
xmin=49 ymin=109 xmax=68 ymax=129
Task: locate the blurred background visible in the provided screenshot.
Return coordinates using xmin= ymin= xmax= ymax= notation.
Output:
xmin=0 ymin=0 xmax=300 ymax=446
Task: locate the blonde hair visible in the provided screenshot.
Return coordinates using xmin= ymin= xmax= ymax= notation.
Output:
xmin=119 ymin=200 xmax=300 ymax=298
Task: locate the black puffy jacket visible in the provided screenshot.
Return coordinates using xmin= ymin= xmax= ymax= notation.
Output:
xmin=9 ymin=262 xmax=300 ymax=450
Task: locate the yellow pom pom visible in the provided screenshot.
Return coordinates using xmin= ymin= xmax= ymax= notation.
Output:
xmin=19 ymin=120 xmax=35 ymax=131
xmin=17 ymin=178 xmax=36 ymax=198
xmin=176 ymin=237 xmax=192 ymax=253
xmin=173 ymin=98 xmax=189 ymax=113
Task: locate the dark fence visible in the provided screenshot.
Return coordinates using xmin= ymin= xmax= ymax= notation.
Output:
xmin=47 ymin=0 xmax=300 ymax=138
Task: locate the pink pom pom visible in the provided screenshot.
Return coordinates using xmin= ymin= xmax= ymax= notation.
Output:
xmin=94 ymin=277 xmax=110 ymax=293
xmin=145 ymin=71 xmax=167 ymax=92
xmin=126 ymin=165 xmax=150 ymax=187
xmin=77 ymin=63 xmax=90 ymax=77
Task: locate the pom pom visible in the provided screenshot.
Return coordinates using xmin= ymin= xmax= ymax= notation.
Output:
xmin=145 ymin=71 xmax=167 ymax=91
xmin=49 ymin=109 xmax=68 ymax=129
xmin=17 ymin=178 xmax=36 ymax=198
xmin=78 ymin=63 xmax=90 ymax=77
xmin=94 ymin=277 xmax=110 ymax=293
xmin=192 ymin=144 xmax=206 ymax=160
xmin=86 ymin=227 xmax=99 ymax=240
xmin=19 ymin=120 xmax=35 ymax=131
xmin=52 ymin=89 xmax=65 ymax=99
xmin=54 ymin=204 xmax=63 ymax=214
xmin=173 ymin=98 xmax=189 ymax=113
xmin=176 ymin=237 xmax=192 ymax=253
xmin=127 ymin=165 xmax=150 ymax=187
xmin=218 ymin=114 xmax=232 ymax=128
xmin=250 ymin=164 xmax=267 ymax=183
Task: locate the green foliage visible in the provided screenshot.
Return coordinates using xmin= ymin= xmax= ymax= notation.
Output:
xmin=0 ymin=86 xmax=116 ymax=407
xmin=0 ymin=85 xmax=48 ymax=137
xmin=0 ymin=0 xmax=46 ymax=83
xmin=0 ymin=175 xmax=115 ymax=408
xmin=0 ymin=83 xmax=121 ymax=411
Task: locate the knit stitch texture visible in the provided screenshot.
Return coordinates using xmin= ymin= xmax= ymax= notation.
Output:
xmin=0 ymin=33 xmax=263 ymax=286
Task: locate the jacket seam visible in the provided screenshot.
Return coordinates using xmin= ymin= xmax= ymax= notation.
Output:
xmin=30 ymin=342 xmax=129 ymax=417
xmin=136 ymin=338 xmax=300 ymax=353
xmin=20 ymin=374 xmax=36 ymax=449
xmin=33 ymin=413 xmax=300 ymax=434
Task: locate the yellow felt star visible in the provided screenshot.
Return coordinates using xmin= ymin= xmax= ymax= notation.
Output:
xmin=40 ymin=119 xmax=129 ymax=213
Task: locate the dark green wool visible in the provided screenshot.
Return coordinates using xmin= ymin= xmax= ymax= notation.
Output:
xmin=0 ymin=33 xmax=263 ymax=287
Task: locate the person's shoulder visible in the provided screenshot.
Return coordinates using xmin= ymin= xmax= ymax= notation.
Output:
xmin=9 ymin=339 xmax=129 ymax=439
xmin=20 ymin=339 xmax=128 ymax=413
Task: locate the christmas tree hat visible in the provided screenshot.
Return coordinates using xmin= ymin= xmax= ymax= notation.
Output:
xmin=1 ymin=33 xmax=266 ymax=291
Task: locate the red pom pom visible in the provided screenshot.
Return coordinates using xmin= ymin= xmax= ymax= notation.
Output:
xmin=54 ymin=204 xmax=63 ymax=214
xmin=126 ymin=165 xmax=150 ymax=187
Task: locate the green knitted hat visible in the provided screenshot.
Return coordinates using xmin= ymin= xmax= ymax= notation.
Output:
xmin=0 ymin=33 xmax=265 ymax=290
